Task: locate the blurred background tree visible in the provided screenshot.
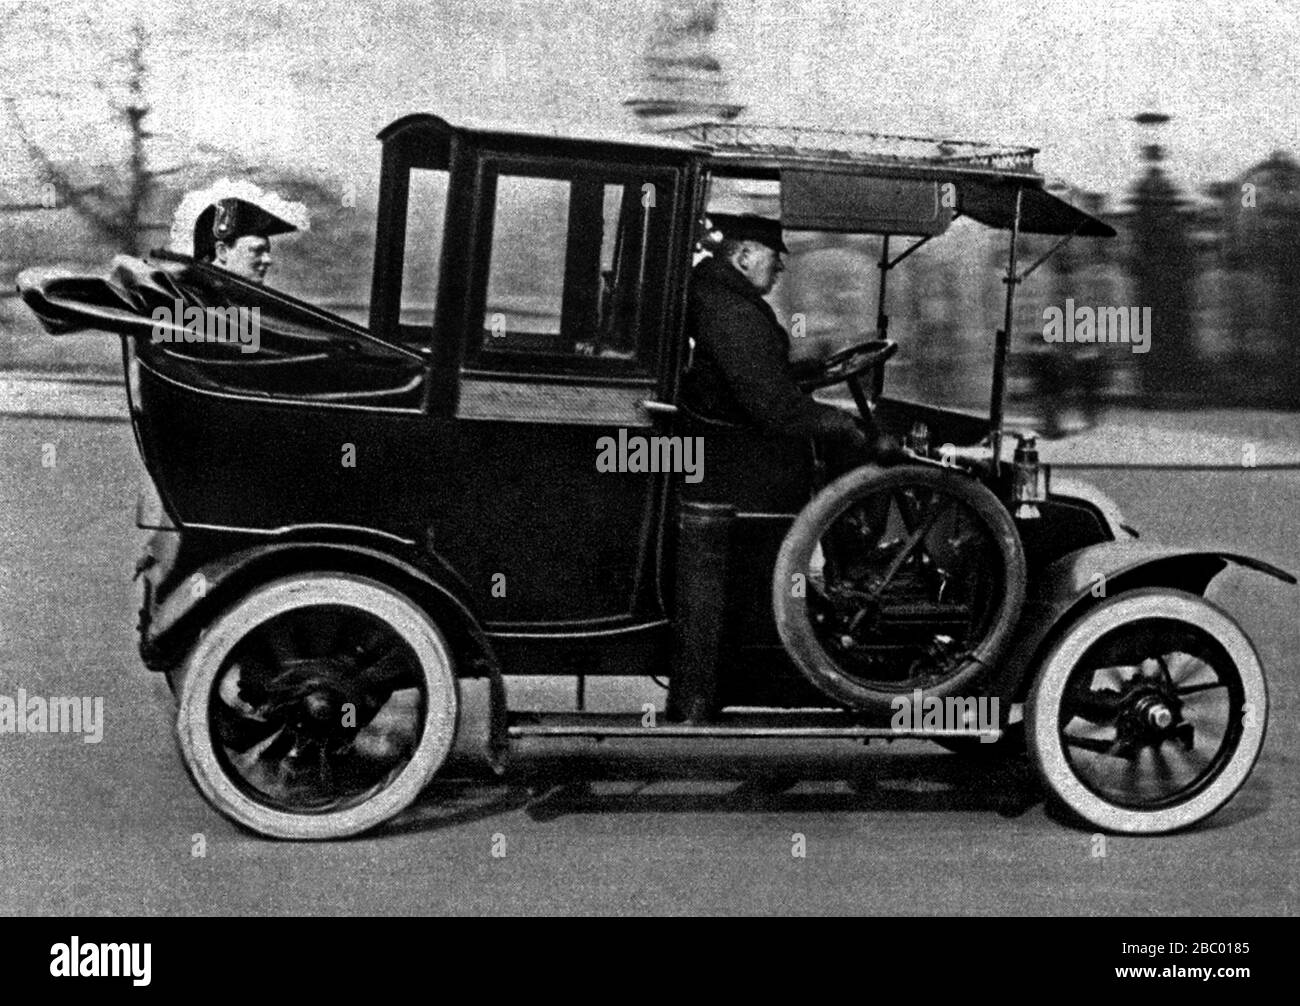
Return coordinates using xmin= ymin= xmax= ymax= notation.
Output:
xmin=1 ymin=12 xmax=177 ymax=257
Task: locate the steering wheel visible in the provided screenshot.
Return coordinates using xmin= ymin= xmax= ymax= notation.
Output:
xmin=797 ymin=338 xmax=898 ymax=391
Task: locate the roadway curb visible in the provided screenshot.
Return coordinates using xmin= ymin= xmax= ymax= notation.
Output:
xmin=0 ymin=372 xmax=127 ymax=422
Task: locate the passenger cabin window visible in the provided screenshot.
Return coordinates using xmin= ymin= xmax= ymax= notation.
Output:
xmin=484 ymin=175 xmax=568 ymax=344
xmin=400 ymin=166 xmax=449 ymax=334
xmin=473 ymin=159 xmax=674 ymax=375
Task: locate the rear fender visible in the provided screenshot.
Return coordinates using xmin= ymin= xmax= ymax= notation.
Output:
xmin=141 ymin=539 xmax=507 ymax=772
xmin=989 ymin=541 xmax=1294 ymax=705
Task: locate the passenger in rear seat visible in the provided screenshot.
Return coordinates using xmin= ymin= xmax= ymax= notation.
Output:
xmin=170 ymin=180 xmax=309 ymax=286
xmin=193 ymin=197 xmax=297 ymax=285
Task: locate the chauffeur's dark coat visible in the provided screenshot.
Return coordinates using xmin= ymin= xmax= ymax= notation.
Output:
xmin=680 ymin=256 xmax=862 ymax=442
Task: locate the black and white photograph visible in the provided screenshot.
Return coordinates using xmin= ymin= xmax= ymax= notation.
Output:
xmin=0 ymin=0 xmax=1296 ymax=937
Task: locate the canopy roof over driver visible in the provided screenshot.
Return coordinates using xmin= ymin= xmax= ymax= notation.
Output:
xmin=661 ymin=122 xmax=1115 ymax=239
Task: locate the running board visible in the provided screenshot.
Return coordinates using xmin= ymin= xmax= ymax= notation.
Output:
xmin=508 ymin=710 xmax=1001 ymax=742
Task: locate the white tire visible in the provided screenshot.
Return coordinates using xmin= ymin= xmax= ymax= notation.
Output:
xmin=1027 ymin=588 xmax=1266 ymax=834
xmin=175 ymin=573 xmax=458 ymax=840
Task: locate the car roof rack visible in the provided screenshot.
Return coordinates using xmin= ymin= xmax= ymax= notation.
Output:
xmin=658 ymin=121 xmax=1041 ymax=179
xmin=380 ymin=114 xmax=1041 ymax=180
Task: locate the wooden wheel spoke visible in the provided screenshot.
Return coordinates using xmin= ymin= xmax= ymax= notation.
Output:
xmin=354 ymin=642 xmax=412 ymax=693
xmin=892 ymin=487 xmax=934 ymax=532
xmin=1063 ymin=733 xmax=1119 ymax=755
xmin=261 ymin=619 xmax=300 ymax=669
xmin=1176 ymin=681 xmax=1227 ymax=696
xmin=212 ymin=698 xmax=281 ymax=752
xmin=1151 ymin=745 xmax=1176 ymax=782
xmin=867 ymin=494 xmax=948 ymax=600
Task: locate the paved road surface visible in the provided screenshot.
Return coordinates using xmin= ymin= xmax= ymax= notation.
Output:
xmin=0 ymin=415 xmax=1296 ymax=915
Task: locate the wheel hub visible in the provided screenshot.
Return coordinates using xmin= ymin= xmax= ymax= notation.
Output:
xmin=244 ymin=651 xmax=388 ymax=733
xmin=1109 ymin=671 xmax=1193 ymax=755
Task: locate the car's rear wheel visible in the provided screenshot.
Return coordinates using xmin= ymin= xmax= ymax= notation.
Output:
xmin=174 ymin=573 xmax=458 ymax=840
xmin=773 ymin=464 xmax=1027 ymax=714
xmin=1026 ymin=588 xmax=1266 ymax=834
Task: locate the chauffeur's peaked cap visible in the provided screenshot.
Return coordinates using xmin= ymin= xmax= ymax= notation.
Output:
xmin=706 ymin=212 xmax=789 ymax=254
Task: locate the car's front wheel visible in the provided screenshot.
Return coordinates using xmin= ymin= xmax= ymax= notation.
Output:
xmin=1026 ymin=588 xmax=1266 ymax=834
xmin=173 ymin=573 xmax=458 ymax=840
xmin=773 ymin=464 xmax=1027 ymax=714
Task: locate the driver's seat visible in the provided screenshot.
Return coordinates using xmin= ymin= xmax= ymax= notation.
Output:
xmin=674 ymin=400 xmax=816 ymax=512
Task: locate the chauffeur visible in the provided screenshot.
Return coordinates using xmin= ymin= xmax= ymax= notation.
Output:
xmin=681 ymin=213 xmax=892 ymax=464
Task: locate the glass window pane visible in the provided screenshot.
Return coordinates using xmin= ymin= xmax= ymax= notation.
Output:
xmin=476 ymin=165 xmax=670 ymax=372
xmin=600 ymin=183 xmax=624 ymax=273
xmin=592 ymin=182 xmax=642 ymax=361
xmin=484 ymin=175 xmax=569 ymax=350
xmin=400 ymin=167 xmax=449 ymax=328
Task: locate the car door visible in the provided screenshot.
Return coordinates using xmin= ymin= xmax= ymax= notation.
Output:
xmin=430 ymin=144 xmax=690 ymax=627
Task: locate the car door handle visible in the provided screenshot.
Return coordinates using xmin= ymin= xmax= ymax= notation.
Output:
xmin=640 ymin=399 xmax=678 ymax=416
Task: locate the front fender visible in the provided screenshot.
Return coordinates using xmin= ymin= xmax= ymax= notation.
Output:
xmin=988 ymin=541 xmax=1294 ymax=704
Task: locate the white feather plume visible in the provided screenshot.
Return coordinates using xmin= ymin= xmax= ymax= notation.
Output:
xmin=168 ymin=178 xmax=311 ymax=255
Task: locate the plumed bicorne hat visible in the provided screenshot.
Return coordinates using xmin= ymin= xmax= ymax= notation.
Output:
xmin=169 ymin=179 xmax=310 ymax=261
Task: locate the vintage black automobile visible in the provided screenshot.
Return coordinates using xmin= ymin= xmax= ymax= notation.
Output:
xmin=20 ymin=114 xmax=1293 ymax=839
